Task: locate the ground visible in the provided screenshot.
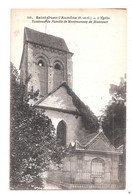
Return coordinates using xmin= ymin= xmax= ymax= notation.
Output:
xmin=44 ymin=182 xmax=61 ymax=190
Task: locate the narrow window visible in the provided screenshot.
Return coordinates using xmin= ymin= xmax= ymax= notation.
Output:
xmin=38 ymin=60 xmax=44 ymax=67
xmin=57 ymin=120 xmax=66 ymax=146
xmin=53 ymin=61 xmax=64 ymax=89
xmin=55 ymin=63 xmax=61 ymax=70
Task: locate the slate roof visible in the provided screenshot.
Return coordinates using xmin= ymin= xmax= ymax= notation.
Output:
xmin=70 ymin=130 xmax=123 ymax=155
xmin=77 ymin=132 xmax=98 ymax=146
xmin=24 ymin=27 xmax=71 ymax=53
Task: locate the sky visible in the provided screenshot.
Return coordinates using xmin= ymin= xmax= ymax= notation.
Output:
xmin=11 ymin=9 xmax=126 ymax=116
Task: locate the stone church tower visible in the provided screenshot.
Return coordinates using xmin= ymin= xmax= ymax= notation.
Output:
xmin=19 ymin=28 xmax=123 ymax=188
xmin=20 ymin=27 xmax=73 ymax=98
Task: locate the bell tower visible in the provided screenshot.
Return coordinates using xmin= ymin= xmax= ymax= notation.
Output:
xmin=20 ymin=27 xmax=73 ymax=98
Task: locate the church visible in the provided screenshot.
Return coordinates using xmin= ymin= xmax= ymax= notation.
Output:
xmin=20 ymin=27 xmax=123 ymax=189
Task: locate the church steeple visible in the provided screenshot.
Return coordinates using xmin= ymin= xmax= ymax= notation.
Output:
xmin=20 ymin=27 xmax=73 ymax=98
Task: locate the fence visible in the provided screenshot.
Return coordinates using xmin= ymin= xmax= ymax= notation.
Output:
xmin=47 ymin=170 xmax=121 ymax=189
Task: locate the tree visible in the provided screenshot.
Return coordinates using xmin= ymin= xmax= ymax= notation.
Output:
xmin=102 ymin=77 xmax=126 ymax=147
xmin=10 ymin=63 xmax=66 ymax=189
xmin=102 ymin=76 xmax=126 ymax=188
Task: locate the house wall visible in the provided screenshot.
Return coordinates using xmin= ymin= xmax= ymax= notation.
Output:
xmin=63 ymin=152 xmax=120 ymax=184
xmin=111 ymin=155 xmax=120 ymax=183
xmin=41 ymin=109 xmax=85 ymax=147
xmin=38 ymin=86 xmax=77 ymax=111
xmin=20 ymin=43 xmax=28 ymax=86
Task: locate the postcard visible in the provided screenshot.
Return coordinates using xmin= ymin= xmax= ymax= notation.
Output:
xmin=10 ymin=8 xmax=126 ymax=190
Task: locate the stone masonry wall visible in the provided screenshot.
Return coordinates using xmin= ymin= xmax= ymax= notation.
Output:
xmin=26 ymin=43 xmax=73 ymax=97
xmin=63 ymin=153 xmax=119 ymax=184
xmin=43 ymin=109 xmax=85 ymax=147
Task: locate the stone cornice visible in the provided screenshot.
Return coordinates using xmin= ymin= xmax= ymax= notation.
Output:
xmin=35 ymin=105 xmax=81 ymax=116
xmin=72 ymin=149 xmax=123 ymax=155
xmin=26 ymin=40 xmax=73 ymax=56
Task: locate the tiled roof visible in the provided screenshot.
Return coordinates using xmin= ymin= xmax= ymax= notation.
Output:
xmin=24 ymin=27 xmax=70 ymax=53
xmin=72 ymin=131 xmax=123 ymax=155
xmin=77 ymin=132 xmax=98 ymax=146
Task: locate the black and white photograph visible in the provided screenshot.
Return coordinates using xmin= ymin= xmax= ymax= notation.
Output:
xmin=10 ymin=8 xmax=126 ymax=190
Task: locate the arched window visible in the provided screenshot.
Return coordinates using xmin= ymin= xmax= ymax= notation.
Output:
xmin=53 ymin=60 xmax=64 ymax=89
xmin=91 ymin=158 xmax=105 ymax=177
xmin=54 ymin=63 xmax=61 ymax=70
xmin=38 ymin=59 xmax=45 ymax=67
xmin=35 ymin=57 xmax=48 ymax=96
xmin=57 ymin=120 xmax=66 ymax=146
xmin=54 ymin=60 xmax=63 ymax=70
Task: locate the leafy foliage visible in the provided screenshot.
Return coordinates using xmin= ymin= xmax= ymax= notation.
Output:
xmin=102 ymin=77 xmax=126 ymax=147
xmin=64 ymin=82 xmax=98 ymax=132
xmin=10 ymin=63 xmax=66 ymax=189
xmin=101 ymin=77 xmax=126 ymax=187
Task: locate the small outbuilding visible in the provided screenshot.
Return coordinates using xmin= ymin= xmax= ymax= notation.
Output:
xmin=47 ymin=127 xmax=123 ymax=189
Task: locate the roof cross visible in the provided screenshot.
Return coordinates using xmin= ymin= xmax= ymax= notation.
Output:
xmin=98 ymin=116 xmax=104 ymax=133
